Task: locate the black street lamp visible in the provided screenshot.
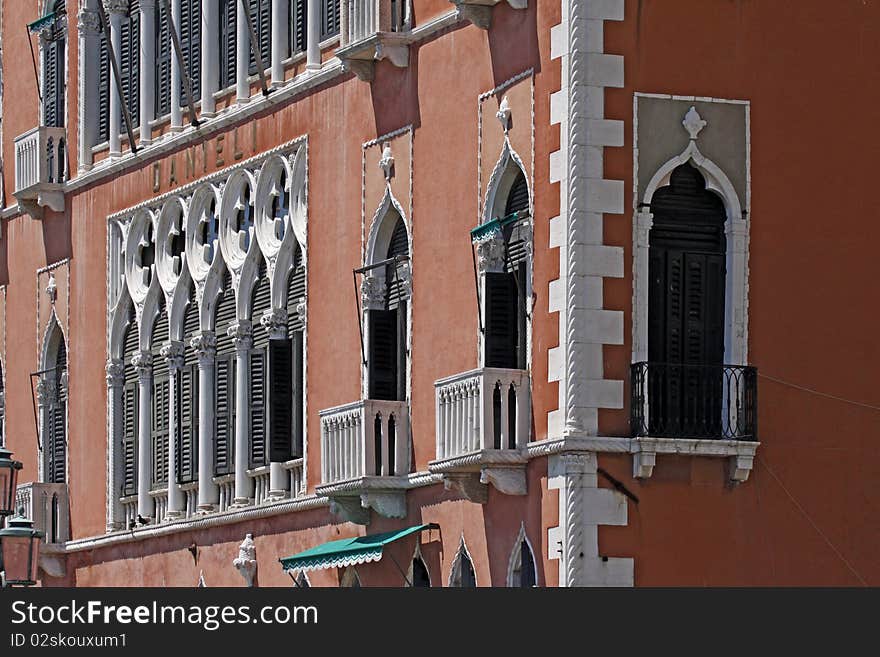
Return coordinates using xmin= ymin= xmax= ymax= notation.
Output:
xmin=0 ymin=446 xmax=23 ymax=518
xmin=0 ymin=511 xmax=44 ymax=587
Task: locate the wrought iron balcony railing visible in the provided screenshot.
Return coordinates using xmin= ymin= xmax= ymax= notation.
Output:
xmin=630 ymin=362 xmax=757 ymax=441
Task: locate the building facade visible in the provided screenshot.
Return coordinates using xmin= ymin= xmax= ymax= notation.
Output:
xmin=0 ymin=0 xmax=876 ymax=587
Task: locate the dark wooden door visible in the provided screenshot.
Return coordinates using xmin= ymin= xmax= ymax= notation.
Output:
xmin=647 ymin=163 xmax=726 ymax=437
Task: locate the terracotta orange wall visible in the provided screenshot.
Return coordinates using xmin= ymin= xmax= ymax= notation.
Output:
xmin=0 ymin=0 xmax=564 ymax=587
xmin=597 ymin=0 xmax=880 ymax=585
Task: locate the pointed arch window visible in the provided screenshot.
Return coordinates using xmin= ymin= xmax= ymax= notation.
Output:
xmin=286 ymin=245 xmax=306 ymax=459
xmin=151 ymin=298 xmax=170 ymax=488
xmin=249 ymin=262 xmax=271 ymax=468
xmin=122 ymin=308 xmax=140 ymax=496
xmin=43 ymin=334 xmax=67 ymax=484
xmin=214 ymin=271 xmax=237 ymax=477
xmin=176 ymin=286 xmax=199 ymax=485
xmin=508 ymin=534 xmax=537 ymax=587
xmin=411 ymin=555 xmax=430 ymax=587
xmin=449 ymin=543 xmax=476 ymax=588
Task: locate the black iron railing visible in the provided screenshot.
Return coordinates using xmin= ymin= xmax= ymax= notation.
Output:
xmin=630 ymin=362 xmax=757 ymax=440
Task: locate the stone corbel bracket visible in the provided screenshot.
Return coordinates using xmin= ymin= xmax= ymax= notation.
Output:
xmin=430 ymin=449 xmax=528 ymax=502
xmin=452 ymin=0 xmax=527 ymax=30
xmin=319 ymin=477 xmax=409 ymax=525
xmin=631 ymin=437 xmax=760 ymax=484
xmin=338 ymin=34 xmax=412 ymax=82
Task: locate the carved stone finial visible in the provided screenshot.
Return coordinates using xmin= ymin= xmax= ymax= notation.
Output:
xmin=46 ymin=274 xmax=57 ymax=304
xmin=227 ymin=320 xmax=253 ymax=351
xmin=682 ymin=106 xmax=707 ymax=141
xmin=496 ymin=95 xmax=512 ymax=132
xmin=260 ymin=308 xmax=288 ymax=340
xmin=474 ymin=230 xmax=506 ymax=273
xmin=233 ymin=533 xmax=258 ymax=587
xmin=361 ymin=274 xmax=386 ymax=311
xmin=379 ymin=143 xmax=394 ymax=182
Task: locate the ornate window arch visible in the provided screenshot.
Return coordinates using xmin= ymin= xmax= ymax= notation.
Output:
xmin=506 ymin=523 xmax=538 ymax=587
xmin=408 ymin=546 xmax=431 ymax=587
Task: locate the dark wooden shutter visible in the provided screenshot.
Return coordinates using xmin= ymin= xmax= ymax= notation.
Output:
xmin=155 ymin=1 xmax=172 ymax=116
xmin=291 ymin=0 xmax=307 ymax=54
xmin=286 ymin=248 xmax=306 ymax=333
xmin=321 ymin=0 xmax=340 ymax=40
xmin=122 ymin=381 xmax=138 ymax=495
xmin=519 ymin=541 xmax=536 ymax=587
xmin=249 ymin=349 xmax=266 ymax=467
xmin=368 ymin=309 xmax=398 ymax=400
xmin=98 ymin=35 xmax=110 ymax=142
xmin=152 ymin=376 xmax=169 ymax=486
xmin=268 ymin=339 xmax=293 ymax=462
xmin=176 ymin=363 xmax=198 ymax=483
xmin=220 ymin=0 xmax=237 ymax=88
xmin=179 ymin=0 xmax=202 ymax=102
xmin=484 ymin=272 xmax=518 ymax=369
xmin=245 ymin=0 xmax=272 ymax=74
xmin=291 ymin=330 xmax=304 ymax=458
xmin=43 ymin=39 xmax=59 ymax=127
xmin=120 ymin=2 xmax=140 ymax=129
xmin=214 ymin=355 xmax=235 ymax=475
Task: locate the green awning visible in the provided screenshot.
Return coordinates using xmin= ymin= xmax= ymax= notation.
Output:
xmin=279 ymin=523 xmax=439 ymax=573
xmin=470 ymin=209 xmax=529 ymax=241
xmin=27 ymin=12 xmax=57 ymax=33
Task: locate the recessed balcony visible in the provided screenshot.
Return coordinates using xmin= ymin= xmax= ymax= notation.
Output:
xmin=13 ymin=126 xmax=67 ymax=217
xmin=429 ymin=367 xmax=530 ymax=502
xmin=336 ymin=0 xmax=413 ymax=81
xmin=630 ymin=362 xmax=759 ymax=481
xmin=15 ymin=481 xmax=69 ymax=578
xmin=316 ymin=399 xmax=411 ymax=524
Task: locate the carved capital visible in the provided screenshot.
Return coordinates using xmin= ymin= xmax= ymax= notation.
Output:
xmin=160 ymin=341 xmax=185 ymax=371
xmin=361 ymin=274 xmax=386 ymax=311
xmin=77 ymin=8 xmax=102 ymax=34
xmin=474 ymin=230 xmax=506 ymax=273
xmin=36 ymin=378 xmax=57 ymax=406
xmin=189 ymin=332 xmax=217 ymax=363
xmin=106 ymin=359 xmax=125 ymax=387
xmin=260 ymin=309 xmax=287 ymax=340
xmin=131 ymin=350 xmax=153 ymax=378
xmin=295 ymin=297 xmax=307 ymax=326
xmin=103 ymin=0 xmax=130 ymax=15
xmin=228 ymin=320 xmax=253 ymax=351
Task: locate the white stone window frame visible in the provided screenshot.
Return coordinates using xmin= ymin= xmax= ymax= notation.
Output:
xmin=631 ymin=99 xmax=751 ymax=369
xmin=361 ymin=187 xmax=413 ymax=403
xmin=448 ymin=535 xmax=477 ymax=587
xmin=477 ymin=139 xmax=534 ymax=371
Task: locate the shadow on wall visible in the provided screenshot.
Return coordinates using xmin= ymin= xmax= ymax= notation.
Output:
xmin=488 ymin=2 xmax=541 ymax=87
xmin=369 ymin=46 xmax=422 ymax=139
xmin=41 ymin=208 xmax=71 ymax=267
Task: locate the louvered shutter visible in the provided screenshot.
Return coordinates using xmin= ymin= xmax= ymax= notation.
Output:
xmin=504 ymin=172 xmax=529 ymax=217
xmin=292 ymin=330 xmax=304 ymax=458
xmin=119 ymin=3 xmax=140 ymax=129
xmin=286 ymin=250 xmax=306 ymax=333
xmin=179 ymin=0 xmax=202 ymax=102
xmin=220 ymin=0 xmax=237 ymax=88
xmin=247 ymin=0 xmax=272 ymax=75
xmin=321 ymin=0 xmax=340 ymax=40
xmin=214 ymin=355 xmax=235 ymax=475
xmin=249 ymin=349 xmax=266 ymax=467
xmin=122 ymin=382 xmax=138 ymax=495
xmin=43 ymin=40 xmax=59 ymax=127
xmin=484 ymin=272 xmax=518 ymax=369
xmin=98 ymin=35 xmax=110 ymax=142
xmin=267 ymin=339 xmax=293 ymax=462
xmin=155 ymin=2 xmax=171 ymax=116
xmin=368 ymin=309 xmax=398 ymax=401
xmin=176 ymin=363 xmax=199 ymax=483
xmin=47 ymin=400 xmax=66 ymax=484
xmin=291 ymin=0 xmax=307 ymax=54
xmin=152 ymin=377 xmax=169 ymax=486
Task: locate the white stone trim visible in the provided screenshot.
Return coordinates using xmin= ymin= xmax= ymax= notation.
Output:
xmin=631 ymin=95 xmax=751 ymax=367
xmin=506 ymin=522 xmax=539 ymax=587
xmin=448 ymin=535 xmax=477 ymax=587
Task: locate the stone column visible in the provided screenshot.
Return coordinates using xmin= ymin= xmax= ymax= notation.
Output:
xmin=200 ymin=0 xmax=219 ymax=116
xmin=270 ymin=0 xmax=288 ymax=84
xmin=236 ymin=0 xmax=250 ymax=102
xmin=260 ymin=308 xmax=289 ymax=498
xmin=306 ymin=0 xmax=321 ymax=71
xmin=170 ymin=0 xmax=183 ymax=130
xmin=132 ymin=350 xmax=154 ymax=520
xmin=191 ymin=331 xmax=218 ymax=512
xmin=161 ymin=341 xmax=185 ymax=519
xmin=78 ymin=7 xmax=103 ymax=170
xmin=35 ymin=379 xmax=52 ymax=485
xmin=106 ymin=0 xmax=128 ymax=156
xmin=139 ymin=0 xmax=158 ymax=144
xmin=229 ymin=321 xmax=253 ymax=506
xmin=105 ymin=359 xmax=126 ymax=531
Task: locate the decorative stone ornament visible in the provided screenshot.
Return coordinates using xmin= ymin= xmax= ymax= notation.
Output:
xmin=260 ymin=308 xmax=288 ymax=339
xmin=105 ymin=360 xmax=125 ymax=387
xmin=295 ymin=297 xmax=307 ymax=326
xmin=45 ymin=275 xmax=57 ymax=305
xmin=379 ymin=144 xmax=395 ymax=182
xmin=682 ymin=106 xmax=707 ymax=141
xmin=103 ymin=0 xmax=131 ymax=14
xmin=227 ymin=320 xmax=253 ymax=351
xmin=361 ymin=274 xmax=387 ymax=311
xmin=77 ymin=9 xmax=102 ymax=35
xmin=496 ymin=95 xmax=512 ymax=133
xmin=160 ymin=341 xmax=185 ymax=371
xmin=233 ymin=533 xmax=258 ymax=587
xmin=189 ymin=332 xmax=217 ymax=362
